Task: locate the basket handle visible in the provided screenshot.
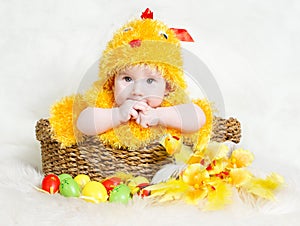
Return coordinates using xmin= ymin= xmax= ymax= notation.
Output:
xmin=35 ymin=119 xmax=53 ymax=142
xmin=211 ymin=116 xmax=241 ymax=143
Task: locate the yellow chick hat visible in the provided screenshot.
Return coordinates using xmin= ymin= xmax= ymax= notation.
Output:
xmin=95 ymin=8 xmax=195 ymax=104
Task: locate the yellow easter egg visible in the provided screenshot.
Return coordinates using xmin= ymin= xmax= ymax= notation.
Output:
xmin=74 ymin=174 xmax=90 ymax=189
xmin=128 ymin=176 xmax=149 ymax=194
xmin=81 ymin=181 xmax=108 ymax=203
xmin=132 ymin=176 xmax=149 ymax=185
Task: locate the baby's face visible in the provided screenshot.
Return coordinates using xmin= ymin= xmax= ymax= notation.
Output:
xmin=114 ymin=65 xmax=167 ymax=107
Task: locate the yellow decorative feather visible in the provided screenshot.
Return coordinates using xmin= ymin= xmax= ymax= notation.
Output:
xmin=205 ymin=180 xmax=232 ymax=210
xmin=147 ymin=179 xmax=191 ymax=202
xmin=229 ymin=168 xmax=252 ymax=187
xmin=244 ymin=173 xmax=284 ymax=200
xmin=229 ymin=148 xmax=254 ymax=168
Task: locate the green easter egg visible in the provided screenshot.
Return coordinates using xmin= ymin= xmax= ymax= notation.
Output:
xmin=58 ymin=173 xmax=72 ymax=182
xmin=59 ymin=178 xmax=80 ymax=197
xmin=109 ymin=184 xmax=131 ymax=204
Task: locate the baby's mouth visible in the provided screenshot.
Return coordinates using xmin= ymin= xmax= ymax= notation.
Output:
xmin=128 ymin=98 xmax=147 ymax=102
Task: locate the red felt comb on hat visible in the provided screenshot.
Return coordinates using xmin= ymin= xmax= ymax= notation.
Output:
xmin=141 ymin=8 xmax=153 ymax=19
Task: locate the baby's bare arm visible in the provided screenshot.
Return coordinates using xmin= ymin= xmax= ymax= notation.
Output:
xmin=77 ymin=100 xmax=148 ymax=135
xmin=76 ymin=107 xmax=121 ymax=135
xmin=156 ymin=103 xmax=206 ymax=133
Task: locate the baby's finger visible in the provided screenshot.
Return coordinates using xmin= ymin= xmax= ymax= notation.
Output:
xmin=139 ymin=119 xmax=148 ymax=128
xmin=141 ymin=121 xmax=149 ymax=128
xmin=138 ymin=113 xmax=149 ymax=128
xmin=133 ymin=101 xmax=149 ymax=112
xmin=133 ymin=102 xmax=145 ymax=110
xmin=129 ymin=109 xmax=138 ymax=119
xmin=135 ymin=114 xmax=141 ymax=124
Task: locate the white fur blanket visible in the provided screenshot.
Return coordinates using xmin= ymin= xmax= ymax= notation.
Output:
xmin=0 ymin=159 xmax=299 ymax=226
xmin=1 ymin=0 xmax=300 ymax=225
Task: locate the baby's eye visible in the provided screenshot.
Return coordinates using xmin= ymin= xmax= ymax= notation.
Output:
xmin=123 ymin=27 xmax=133 ymax=32
xmin=146 ymin=78 xmax=155 ymax=84
xmin=123 ymin=76 xmax=132 ymax=82
xmin=159 ymin=31 xmax=168 ymax=39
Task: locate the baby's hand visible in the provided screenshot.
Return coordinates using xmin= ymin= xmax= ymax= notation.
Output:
xmin=132 ymin=100 xmax=150 ymax=113
xmin=117 ymin=100 xmax=149 ymax=123
xmin=117 ymin=100 xmax=138 ymax=123
xmin=136 ymin=107 xmax=160 ymax=128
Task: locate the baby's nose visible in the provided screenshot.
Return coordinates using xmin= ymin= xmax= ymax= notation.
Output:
xmin=131 ymin=80 xmax=144 ymax=96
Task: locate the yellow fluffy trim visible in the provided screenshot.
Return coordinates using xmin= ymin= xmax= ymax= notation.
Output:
xmin=193 ymin=99 xmax=213 ymax=151
xmin=49 ymin=95 xmax=87 ymax=147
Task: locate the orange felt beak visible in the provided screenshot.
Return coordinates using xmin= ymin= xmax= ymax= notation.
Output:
xmin=170 ymin=28 xmax=194 ymax=42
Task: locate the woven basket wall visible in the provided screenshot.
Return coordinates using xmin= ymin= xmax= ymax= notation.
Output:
xmin=35 ymin=116 xmax=241 ymax=181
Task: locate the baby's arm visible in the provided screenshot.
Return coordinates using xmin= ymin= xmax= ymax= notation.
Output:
xmin=76 ymin=107 xmax=120 ymax=135
xmin=138 ymin=103 xmax=206 ymax=133
xmin=77 ymin=100 xmax=148 ymax=135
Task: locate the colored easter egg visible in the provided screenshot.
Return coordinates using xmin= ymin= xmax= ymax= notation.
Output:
xmin=102 ymin=177 xmax=122 ymax=194
xmin=132 ymin=176 xmax=149 ymax=185
xmin=58 ymin=173 xmax=72 ymax=182
xmin=128 ymin=176 xmax=149 ymax=188
xmin=109 ymin=184 xmax=131 ymax=204
xmin=137 ymin=183 xmax=150 ymax=189
xmin=74 ymin=174 xmax=90 ymax=189
xmin=127 ymin=176 xmax=149 ymax=194
xmin=81 ymin=181 xmax=108 ymax=203
xmin=137 ymin=183 xmax=151 ymax=197
xmin=59 ymin=178 xmax=81 ymax=197
xmin=42 ymin=174 xmax=60 ymax=194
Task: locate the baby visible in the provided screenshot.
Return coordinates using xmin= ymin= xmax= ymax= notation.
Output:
xmin=77 ymin=64 xmax=206 ymax=136
xmin=48 ymin=9 xmax=213 ymax=151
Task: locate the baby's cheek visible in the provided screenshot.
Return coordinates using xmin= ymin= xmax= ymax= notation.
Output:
xmin=147 ymin=97 xmax=163 ymax=108
xmin=114 ymin=90 xmax=126 ymax=106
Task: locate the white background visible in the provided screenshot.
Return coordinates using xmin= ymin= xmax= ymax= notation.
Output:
xmin=0 ymin=0 xmax=299 ymax=225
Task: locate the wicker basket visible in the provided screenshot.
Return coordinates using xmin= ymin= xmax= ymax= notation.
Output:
xmin=35 ymin=116 xmax=241 ymax=181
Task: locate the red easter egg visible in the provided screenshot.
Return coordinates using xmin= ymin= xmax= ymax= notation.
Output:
xmin=42 ymin=174 xmax=60 ymax=194
xmin=102 ymin=177 xmax=121 ymax=194
xmin=137 ymin=183 xmax=151 ymax=197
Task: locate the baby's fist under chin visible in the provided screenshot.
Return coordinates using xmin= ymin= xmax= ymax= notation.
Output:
xmin=135 ymin=108 xmax=160 ymax=128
